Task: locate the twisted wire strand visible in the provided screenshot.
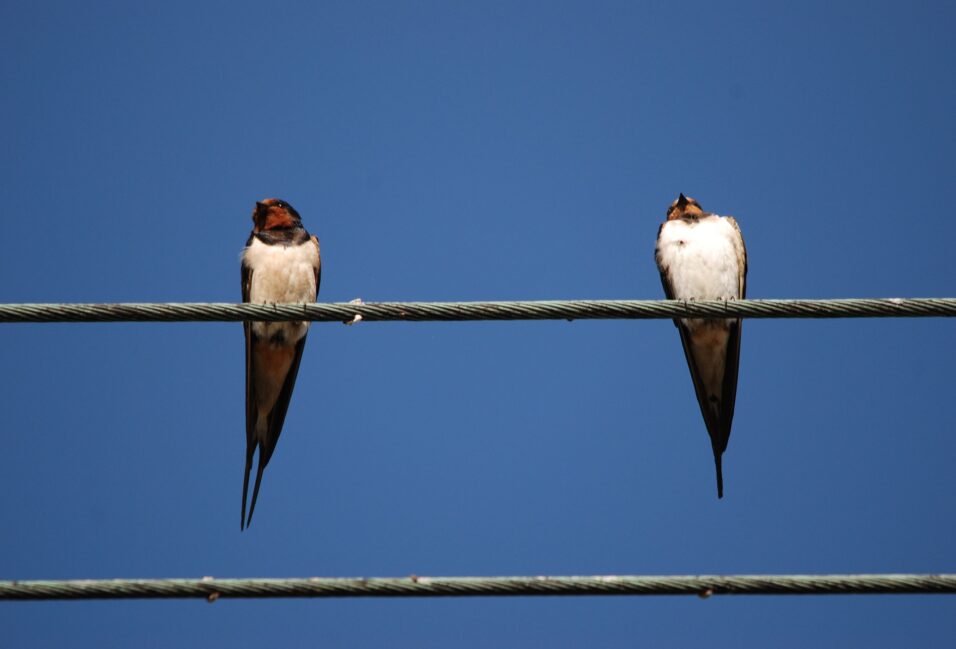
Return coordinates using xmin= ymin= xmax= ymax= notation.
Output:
xmin=1 ymin=574 xmax=954 ymax=600
xmin=0 ymin=298 xmax=954 ymax=323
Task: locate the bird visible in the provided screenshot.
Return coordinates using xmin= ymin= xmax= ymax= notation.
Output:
xmin=240 ymin=198 xmax=321 ymax=529
xmin=654 ymin=193 xmax=747 ymax=498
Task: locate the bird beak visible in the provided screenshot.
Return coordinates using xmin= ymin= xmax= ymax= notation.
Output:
xmin=252 ymin=202 xmax=270 ymax=228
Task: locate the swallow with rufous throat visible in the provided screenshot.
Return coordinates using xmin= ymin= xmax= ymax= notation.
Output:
xmin=655 ymin=194 xmax=747 ymax=498
xmin=240 ymin=198 xmax=321 ymax=529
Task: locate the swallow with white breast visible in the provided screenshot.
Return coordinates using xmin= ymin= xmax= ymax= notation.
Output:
xmin=655 ymin=194 xmax=747 ymax=498
xmin=241 ymin=198 xmax=321 ymax=529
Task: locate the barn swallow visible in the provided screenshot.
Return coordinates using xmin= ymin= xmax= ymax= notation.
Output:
xmin=655 ymin=194 xmax=747 ymax=498
xmin=240 ymin=198 xmax=321 ymax=529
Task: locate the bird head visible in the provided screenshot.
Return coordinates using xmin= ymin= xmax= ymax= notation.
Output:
xmin=252 ymin=198 xmax=302 ymax=232
xmin=666 ymin=193 xmax=704 ymax=220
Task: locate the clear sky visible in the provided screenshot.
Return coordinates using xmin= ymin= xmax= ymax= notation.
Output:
xmin=1 ymin=1 xmax=955 ymax=646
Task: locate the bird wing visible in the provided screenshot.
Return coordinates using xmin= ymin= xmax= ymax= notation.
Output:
xmin=241 ymin=246 xmax=256 ymax=528
xmin=312 ymin=235 xmax=321 ymax=295
xmin=722 ymin=215 xmax=748 ymax=441
xmin=726 ymin=216 xmax=748 ymax=298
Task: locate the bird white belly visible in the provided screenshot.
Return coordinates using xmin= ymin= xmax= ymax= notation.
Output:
xmin=658 ymin=217 xmax=741 ymax=301
xmin=658 ymin=216 xmax=742 ymax=331
xmin=243 ymin=237 xmax=318 ymax=343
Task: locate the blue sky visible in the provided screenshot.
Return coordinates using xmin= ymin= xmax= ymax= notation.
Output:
xmin=1 ymin=1 xmax=955 ymax=646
